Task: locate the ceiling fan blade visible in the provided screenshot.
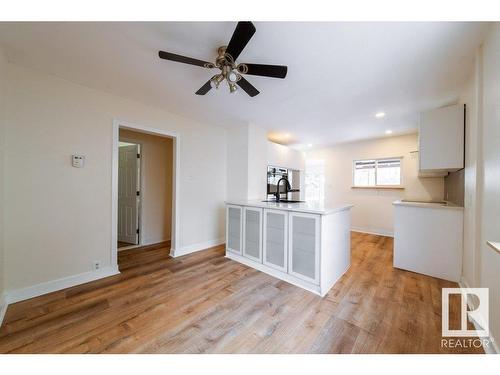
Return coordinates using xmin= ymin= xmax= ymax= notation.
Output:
xmin=236 ymin=77 xmax=260 ymax=97
xmin=225 ymin=21 xmax=256 ymax=61
xmin=159 ymin=51 xmax=213 ymax=68
xmin=241 ymin=63 xmax=288 ymax=79
xmin=195 ymin=80 xmax=212 ymax=95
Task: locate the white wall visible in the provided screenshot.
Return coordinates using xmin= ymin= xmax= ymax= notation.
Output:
xmin=447 ymin=24 xmax=500 ymax=351
xmin=4 ymin=63 xmax=227 ymax=292
xmin=226 ymin=125 xmax=249 ymax=201
xmin=247 ymin=124 xmax=268 ymax=200
xmin=0 ymin=45 xmax=6 ymax=302
xmin=226 ymin=123 xmax=306 ymax=201
xmin=478 ymin=24 xmax=500 ymax=350
xmin=460 ymin=52 xmax=482 ymax=289
xmin=307 ymin=134 xmax=445 ymax=236
xmin=268 ymin=142 xmax=306 ymax=171
xmin=119 ymin=129 xmax=173 ymax=245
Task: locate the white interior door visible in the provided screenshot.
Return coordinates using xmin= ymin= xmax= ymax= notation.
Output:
xmin=118 ymin=144 xmax=139 ymax=244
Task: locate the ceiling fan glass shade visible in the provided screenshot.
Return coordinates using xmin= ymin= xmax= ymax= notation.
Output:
xmin=195 ymin=80 xmax=213 ymax=95
xmin=158 ymin=51 xmax=213 ymax=68
xmin=236 ymin=77 xmax=260 ymax=97
xmin=229 ymin=82 xmax=238 ymax=93
xmin=225 ymin=21 xmax=256 ymax=61
xmin=227 ymin=71 xmax=238 ymax=83
xmin=240 ymin=63 xmax=288 ymax=78
xmin=210 ymin=74 xmax=225 ymax=89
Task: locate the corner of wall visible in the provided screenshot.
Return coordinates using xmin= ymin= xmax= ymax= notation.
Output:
xmin=0 ymin=45 xmax=7 ymax=326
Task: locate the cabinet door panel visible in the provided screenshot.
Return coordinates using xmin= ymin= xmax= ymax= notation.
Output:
xmin=289 ymin=213 xmax=320 ymax=284
xmin=226 ymin=205 xmax=242 ymax=254
xmin=243 ymin=208 xmax=262 ymax=262
xmin=263 ymin=209 xmax=287 ymax=272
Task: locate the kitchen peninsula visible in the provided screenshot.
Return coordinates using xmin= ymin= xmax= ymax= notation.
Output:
xmin=225 ymin=200 xmax=353 ymax=296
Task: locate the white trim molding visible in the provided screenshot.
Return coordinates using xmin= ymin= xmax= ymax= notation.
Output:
xmin=0 ymin=293 xmax=8 ymax=328
xmin=5 ymin=266 xmax=120 ymax=305
xmin=351 ymin=227 xmax=394 ymax=238
xmin=170 ymin=238 xmax=224 ymax=258
xmin=459 ymin=277 xmax=498 ymax=354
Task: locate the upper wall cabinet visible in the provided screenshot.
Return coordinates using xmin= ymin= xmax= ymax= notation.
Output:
xmin=419 ymin=104 xmax=464 ymax=176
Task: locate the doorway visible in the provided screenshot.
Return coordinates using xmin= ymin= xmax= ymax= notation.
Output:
xmin=112 ymin=120 xmax=179 ymax=267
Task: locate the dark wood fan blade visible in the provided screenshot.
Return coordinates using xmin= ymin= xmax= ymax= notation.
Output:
xmin=236 ymin=77 xmax=260 ymax=97
xmin=242 ymin=63 xmax=288 ymax=79
xmin=159 ymin=51 xmax=212 ymax=68
xmin=195 ymin=80 xmax=212 ymax=95
xmin=225 ymin=21 xmax=256 ymax=61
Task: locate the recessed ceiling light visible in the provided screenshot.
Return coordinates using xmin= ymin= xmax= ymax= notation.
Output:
xmin=385 ymin=130 xmax=393 ymax=134
xmin=375 ymin=112 xmax=386 ymax=119
xmin=307 ymin=143 xmax=313 ymax=147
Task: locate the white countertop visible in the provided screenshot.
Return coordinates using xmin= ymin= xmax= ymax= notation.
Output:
xmin=225 ymin=200 xmax=353 ymax=215
xmin=393 ymin=200 xmax=464 ymax=210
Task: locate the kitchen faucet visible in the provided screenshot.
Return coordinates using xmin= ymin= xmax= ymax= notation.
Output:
xmin=275 ymin=177 xmax=291 ymax=202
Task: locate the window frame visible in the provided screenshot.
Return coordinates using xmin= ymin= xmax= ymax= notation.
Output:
xmin=352 ymin=157 xmax=404 ymax=189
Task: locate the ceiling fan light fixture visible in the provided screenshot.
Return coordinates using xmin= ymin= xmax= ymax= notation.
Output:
xmin=227 ymin=71 xmax=238 ymax=83
xmin=210 ymin=74 xmax=224 ymax=89
xmin=158 ymin=22 xmax=287 ymax=97
xmin=229 ymin=82 xmax=238 ymax=94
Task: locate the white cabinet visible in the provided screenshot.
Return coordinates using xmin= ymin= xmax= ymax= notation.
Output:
xmin=263 ymin=209 xmax=288 ymax=272
xmin=243 ymin=207 xmax=263 ymax=262
xmin=419 ymin=104 xmax=464 ymax=175
xmin=225 ymin=202 xmax=352 ymax=297
xmin=393 ymin=202 xmax=463 ymax=282
xmin=226 ymin=205 xmax=242 ymax=254
xmin=288 ymin=212 xmax=320 ymax=284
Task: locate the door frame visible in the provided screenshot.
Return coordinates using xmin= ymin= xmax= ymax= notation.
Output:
xmin=111 ymin=119 xmax=180 ymax=268
xmin=117 ymin=140 xmax=142 ymax=246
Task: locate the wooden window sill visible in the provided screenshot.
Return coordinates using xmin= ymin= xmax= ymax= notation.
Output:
xmin=351 ymin=186 xmax=405 ymax=190
xmin=487 ymin=241 xmax=500 ymax=254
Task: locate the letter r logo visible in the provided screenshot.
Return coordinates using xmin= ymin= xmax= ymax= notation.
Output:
xmin=442 ymin=288 xmax=489 ymax=337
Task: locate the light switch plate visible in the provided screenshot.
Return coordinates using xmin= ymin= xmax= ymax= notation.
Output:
xmin=72 ymin=155 xmax=85 ymax=168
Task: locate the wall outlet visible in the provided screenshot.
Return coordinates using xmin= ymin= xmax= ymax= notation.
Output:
xmin=93 ymin=261 xmax=101 ymax=271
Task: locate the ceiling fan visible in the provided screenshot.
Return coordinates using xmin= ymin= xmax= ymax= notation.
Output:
xmin=158 ymin=21 xmax=288 ymax=97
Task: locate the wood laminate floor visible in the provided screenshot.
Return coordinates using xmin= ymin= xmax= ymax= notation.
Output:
xmin=0 ymin=232 xmax=484 ymax=353
xmin=117 ymin=241 xmax=134 ymax=249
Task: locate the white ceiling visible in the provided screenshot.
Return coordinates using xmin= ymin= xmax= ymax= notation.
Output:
xmin=0 ymin=22 xmax=489 ymax=147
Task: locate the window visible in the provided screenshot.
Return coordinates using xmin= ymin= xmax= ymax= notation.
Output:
xmin=353 ymin=158 xmax=402 ymax=187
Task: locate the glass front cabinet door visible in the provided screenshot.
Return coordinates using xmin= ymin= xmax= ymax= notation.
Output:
xmin=226 ymin=205 xmax=243 ymax=254
xmin=288 ymin=212 xmax=320 ymax=284
xmin=263 ymin=209 xmax=288 ymax=272
xmin=243 ymin=207 xmax=263 ymax=262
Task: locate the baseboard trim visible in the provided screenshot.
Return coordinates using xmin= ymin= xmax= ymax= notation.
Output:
xmin=0 ymin=293 xmax=8 ymax=328
xmin=351 ymin=227 xmax=394 ymax=237
xmin=459 ymin=277 xmax=498 ymax=354
xmin=170 ymin=238 xmax=225 ymax=258
xmin=5 ymin=266 xmax=120 ymax=305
